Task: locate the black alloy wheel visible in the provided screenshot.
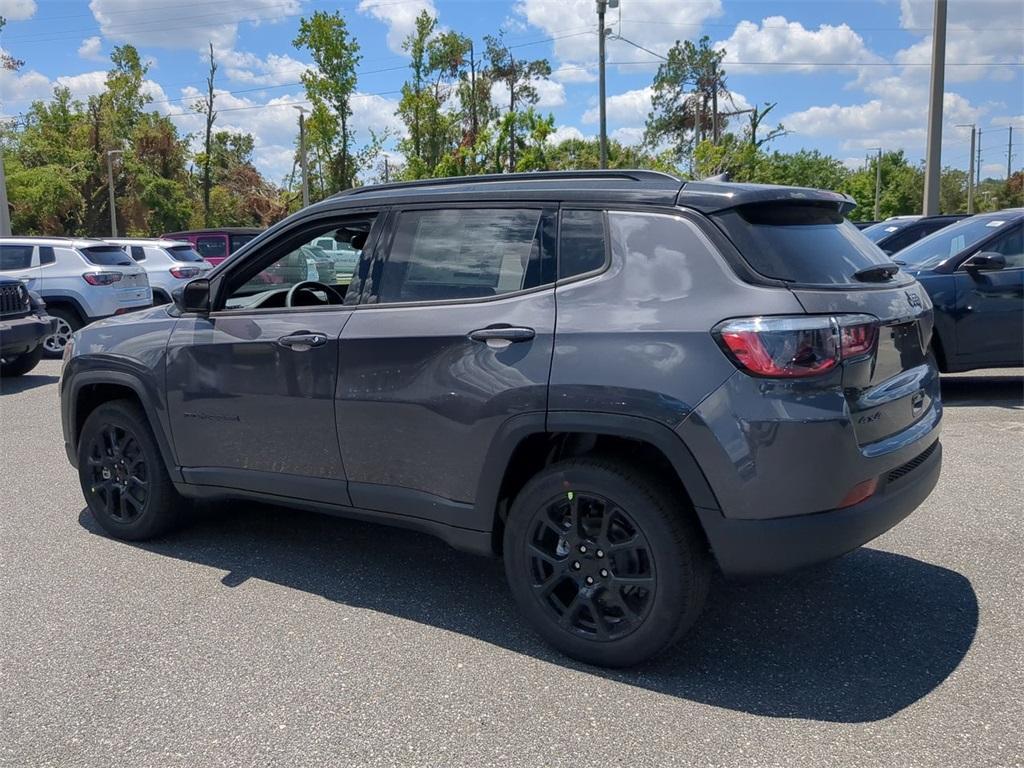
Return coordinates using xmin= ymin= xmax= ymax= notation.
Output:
xmin=527 ymin=491 xmax=656 ymax=641
xmin=84 ymin=423 xmax=149 ymax=524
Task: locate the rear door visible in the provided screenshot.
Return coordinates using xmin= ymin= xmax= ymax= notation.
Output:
xmin=712 ymin=203 xmax=938 ymax=448
xmin=335 ymin=205 xmax=557 ymax=526
xmin=953 ymin=222 xmax=1024 ymax=366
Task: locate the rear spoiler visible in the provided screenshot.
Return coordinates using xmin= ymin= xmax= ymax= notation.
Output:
xmin=676 ymin=181 xmax=856 ymax=216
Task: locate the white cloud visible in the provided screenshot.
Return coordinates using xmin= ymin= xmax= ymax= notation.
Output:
xmin=87 ymin=0 xmax=302 ymax=50
xmin=0 ymin=64 xmax=51 ymax=108
xmin=78 ymin=36 xmax=104 ymax=62
xmin=611 ymin=126 xmax=645 ymax=145
xmin=582 ymin=86 xmax=652 ymax=124
xmin=715 ymin=16 xmax=883 ymax=73
xmin=358 ymin=0 xmax=438 ymax=55
xmin=54 ymin=70 xmax=168 ymax=103
xmin=221 ymin=50 xmax=311 ymax=86
xmin=0 ymin=0 xmax=36 ymax=21
xmin=516 ymin=0 xmax=722 ymax=68
xmin=547 ymin=124 xmax=586 ymax=144
xmin=491 ymin=77 xmax=566 ymax=109
xmin=551 ymin=63 xmax=596 ymax=84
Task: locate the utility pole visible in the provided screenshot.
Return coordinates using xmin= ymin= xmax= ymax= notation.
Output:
xmin=384 ymin=155 xmax=390 ymax=184
xmin=507 ymin=46 xmax=517 ymax=173
xmin=961 ymin=125 xmax=976 ymax=213
xmin=867 ymin=147 xmax=883 ymax=220
xmin=106 ymin=149 xmax=123 ymax=237
xmin=0 ymin=145 xmax=11 ymax=237
xmin=1008 ymin=126 xmax=1013 ymax=180
xmin=597 ymin=0 xmax=609 ymax=168
xmin=294 ymin=106 xmax=309 ymax=208
xmin=922 ymin=0 xmax=947 ymax=215
xmin=469 ymin=40 xmax=478 ymax=143
xmin=976 ymin=129 xmax=982 ymax=188
xmin=711 ymin=60 xmax=720 ymax=145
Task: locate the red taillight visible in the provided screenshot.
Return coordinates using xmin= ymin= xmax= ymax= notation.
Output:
xmin=82 ymin=272 xmax=123 ymax=286
xmin=714 ymin=314 xmax=878 ymax=378
xmin=169 ymin=266 xmax=201 ymax=279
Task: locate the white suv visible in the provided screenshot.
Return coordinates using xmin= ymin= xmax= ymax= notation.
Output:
xmin=106 ymin=238 xmax=213 ymax=305
xmin=0 ymin=237 xmax=152 ymax=356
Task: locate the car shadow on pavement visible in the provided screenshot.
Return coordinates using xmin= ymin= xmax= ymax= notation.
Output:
xmin=0 ymin=373 xmax=60 ymax=395
xmin=78 ymin=502 xmax=977 ymax=724
xmin=941 ymin=374 xmax=1023 ymax=409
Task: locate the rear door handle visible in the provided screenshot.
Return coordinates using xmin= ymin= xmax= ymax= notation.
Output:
xmin=277 ymin=332 xmax=328 ymax=351
xmin=468 ymin=326 xmax=536 ymax=344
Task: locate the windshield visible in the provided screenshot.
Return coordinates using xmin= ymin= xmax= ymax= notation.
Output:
xmin=165 ymin=245 xmax=205 ymax=263
xmin=895 ymin=216 xmax=1014 ymax=270
xmin=80 ymin=246 xmax=133 ymax=266
xmin=861 ymin=220 xmax=912 ymax=243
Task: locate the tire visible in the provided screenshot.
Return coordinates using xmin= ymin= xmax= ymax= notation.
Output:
xmin=77 ymin=399 xmax=183 ymax=541
xmin=503 ymin=457 xmax=711 ymax=667
xmin=42 ymin=307 xmax=81 ymax=358
xmin=0 ymin=343 xmax=44 ymax=377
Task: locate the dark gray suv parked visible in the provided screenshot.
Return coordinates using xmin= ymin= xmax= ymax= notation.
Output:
xmin=60 ymin=171 xmax=943 ymax=667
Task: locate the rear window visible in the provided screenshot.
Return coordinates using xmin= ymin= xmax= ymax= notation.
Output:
xmin=713 ymin=204 xmax=898 ymax=285
xmin=861 ymin=221 xmax=910 ymax=243
xmin=165 ymin=245 xmax=204 ymax=263
xmin=79 ymin=246 xmax=133 ymax=266
xmin=230 ymin=234 xmax=257 ymax=253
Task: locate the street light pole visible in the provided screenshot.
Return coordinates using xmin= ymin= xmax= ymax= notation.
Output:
xmin=596 ymin=0 xmax=618 ymax=170
xmin=106 ymin=149 xmax=123 ymax=237
xmin=866 ymin=147 xmax=883 ymax=220
xmin=0 ymin=145 xmax=11 ymax=237
xmin=922 ymin=0 xmax=947 ymax=215
xmin=294 ymin=106 xmax=309 ymax=208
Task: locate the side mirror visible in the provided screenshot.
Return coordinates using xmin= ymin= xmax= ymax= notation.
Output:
xmin=963 ymin=252 xmax=1006 ymax=272
xmin=173 ymin=278 xmax=211 ymax=313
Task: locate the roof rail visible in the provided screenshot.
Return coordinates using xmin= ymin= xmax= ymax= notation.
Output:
xmin=331 ymin=169 xmax=682 ymax=199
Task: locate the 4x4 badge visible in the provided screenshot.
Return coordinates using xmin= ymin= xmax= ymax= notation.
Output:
xmin=906 ymin=291 xmax=922 ymax=308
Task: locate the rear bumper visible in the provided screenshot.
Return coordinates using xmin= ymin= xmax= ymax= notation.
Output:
xmin=697 ymin=440 xmax=941 ymax=577
xmin=0 ymin=314 xmax=56 ymax=354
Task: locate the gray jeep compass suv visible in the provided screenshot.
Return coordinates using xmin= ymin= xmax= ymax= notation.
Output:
xmin=60 ymin=171 xmax=942 ymax=667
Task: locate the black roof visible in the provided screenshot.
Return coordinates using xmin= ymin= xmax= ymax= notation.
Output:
xmin=162 ymin=227 xmax=263 ymax=235
xmin=317 ymin=171 xmax=856 ymax=214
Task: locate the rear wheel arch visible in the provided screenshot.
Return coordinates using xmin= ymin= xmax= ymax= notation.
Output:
xmin=38 ymin=296 xmax=86 ymax=324
xmin=478 ymin=412 xmax=720 ymax=555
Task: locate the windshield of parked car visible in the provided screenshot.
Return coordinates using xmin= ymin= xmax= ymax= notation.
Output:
xmin=165 ymin=245 xmax=205 ymax=263
xmin=861 ymin=220 xmax=912 ymax=243
xmin=80 ymin=246 xmax=134 ymax=266
xmin=895 ymin=216 xmax=1015 ymax=270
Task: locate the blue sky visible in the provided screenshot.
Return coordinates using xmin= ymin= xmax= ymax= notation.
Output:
xmin=1 ymin=0 xmax=1022 ymax=183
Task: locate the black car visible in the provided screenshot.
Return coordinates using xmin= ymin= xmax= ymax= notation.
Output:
xmin=0 ymin=277 xmax=55 ymax=377
xmin=861 ymin=215 xmax=967 ymax=255
xmin=60 ymin=171 xmax=942 ymax=667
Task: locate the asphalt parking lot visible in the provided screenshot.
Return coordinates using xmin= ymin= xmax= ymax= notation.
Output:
xmin=1 ymin=361 xmax=1022 ymax=768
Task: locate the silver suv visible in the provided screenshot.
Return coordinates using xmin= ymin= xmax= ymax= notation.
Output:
xmin=107 ymin=239 xmax=213 ymax=305
xmin=0 ymin=237 xmax=151 ymax=355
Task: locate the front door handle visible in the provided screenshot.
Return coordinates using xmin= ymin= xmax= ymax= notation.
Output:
xmin=468 ymin=326 xmax=536 ymax=344
xmin=277 ymin=332 xmax=328 ymax=351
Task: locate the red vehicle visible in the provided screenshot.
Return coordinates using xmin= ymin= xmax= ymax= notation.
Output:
xmin=160 ymin=227 xmax=262 ymax=266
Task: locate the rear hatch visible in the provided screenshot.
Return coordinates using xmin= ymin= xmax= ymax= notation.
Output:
xmin=80 ymin=245 xmax=152 ymax=306
xmin=712 ymin=201 xmax=937 ymax=448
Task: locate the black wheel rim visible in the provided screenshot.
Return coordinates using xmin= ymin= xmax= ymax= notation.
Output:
xmin=85 ymin=424 xmax=149 ymax=523
xmin=526 ymin=491 xmax=656 ymax=642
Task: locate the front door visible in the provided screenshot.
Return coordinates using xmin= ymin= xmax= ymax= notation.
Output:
xmin=165 ymin=213 xmax=379 ymax=503
xmin=336 ymin=205 xmax=557 ymax=527
xmin=954 ymin=223 xmax=1024 ymax=367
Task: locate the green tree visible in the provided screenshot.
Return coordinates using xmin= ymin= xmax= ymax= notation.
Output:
xmin=484 ymin=34 xmax=552 ymax=172
xmin=294 ymin=10 xmax=361 ymax=192
xmin=645 ymin=36 xmax=729 ymax=169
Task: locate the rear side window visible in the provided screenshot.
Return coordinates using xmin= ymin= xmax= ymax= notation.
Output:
xmin=196 ymin=236 xmax=227 ymax=259
xmin=79 ymin=246 xmax=133 ymax=266
xmin=130 ymin=245 xmax=146 ymax=262
xmin=376 ymin=208 xmax=544 ymax=303
xmin=559 ymin=210 xmax=607 ymax=279
xmin=165 ymin=245 xmax=204 ymax=263
xmin=0 ymin=245 xmax=34 ymax=270
xmin=230 ymin=234 xmax=257 ymax=253
xmin=39 ymin=246 xmax=56 ymax=265
xmin=713 ymin=204 xmax=898 ymax=285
